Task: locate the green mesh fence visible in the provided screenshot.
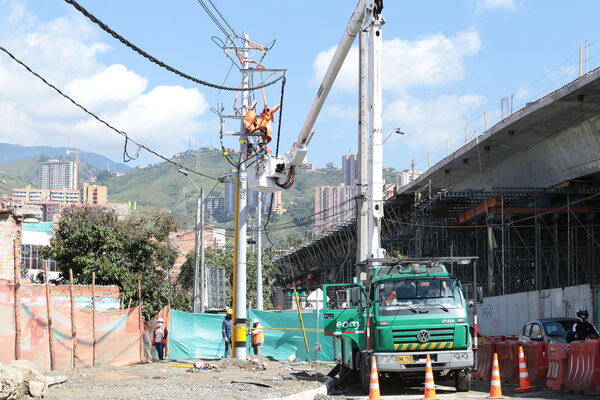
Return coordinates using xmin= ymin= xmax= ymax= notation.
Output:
xmin=167 ymin=309 xmax=333 ymax=361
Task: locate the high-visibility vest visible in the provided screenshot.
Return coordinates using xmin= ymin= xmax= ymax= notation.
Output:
xmin=251 ymin=325 xmax=264 ymax=345
xmin=153 ymin=327 xmax=168 ymax=345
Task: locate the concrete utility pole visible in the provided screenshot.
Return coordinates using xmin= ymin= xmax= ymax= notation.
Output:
xmin=356 ymin=29 xmax=369 ymax=271
xmin=199 ymin=188 xmax=206 ymax=313
xmin=366 ymin=12 xmax=385 ymax=260
xmin=193 ymin=197 xmax=201 ymax=313
xmin=256 ymin=192 xmax=263 ymax=310
xmin=234 ymin=34 xmax=250 ymax=360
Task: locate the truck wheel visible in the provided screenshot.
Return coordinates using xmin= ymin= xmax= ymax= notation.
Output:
xmin=454 ymin=369 xmax=471 ymax=392
xmin=360 ymin=354 xmax=371 ymax=394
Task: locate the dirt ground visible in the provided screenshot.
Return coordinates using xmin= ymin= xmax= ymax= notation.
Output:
xmin=44 ymin=357 xmax=333 ymax=400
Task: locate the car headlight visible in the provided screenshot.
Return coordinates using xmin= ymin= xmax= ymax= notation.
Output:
xmin=453 ymin=353 xmax=461 ymax=360
xmin=461 ymin=352 xmax=469 ymax=360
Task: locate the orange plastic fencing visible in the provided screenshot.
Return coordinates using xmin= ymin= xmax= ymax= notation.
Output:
xmin=497 ymin=341 xmax=519 ymax=383
xmin=522 ymin=341 xmax=548 ymax=386
xmin=565 ymin=339 xmax=600 ymax=395
xmin=546 ymin=343 xmax=569 ymax=391
xmin=474 ymin=341 xmax=496 ymax=380
xmin=0 ymin=282 xmax=147 ymax=372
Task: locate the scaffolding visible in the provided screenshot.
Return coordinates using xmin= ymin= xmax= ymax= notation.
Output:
xmin=273 ymin=186 xmax=600 ymax=298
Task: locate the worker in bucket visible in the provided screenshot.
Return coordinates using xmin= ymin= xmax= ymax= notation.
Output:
xmin=222 ymin=308 xmax=233 ymax=358
xmin=566 ymin=308 xmax=600 ymax=343
xmin=250 ymin=318 xmax=264 ymax=355
xmin=152 ymin=317 xmax=168 ymax=362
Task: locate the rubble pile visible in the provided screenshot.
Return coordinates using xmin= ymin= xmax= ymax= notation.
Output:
xmin=0 ymin=360 xmax=67 ymax=400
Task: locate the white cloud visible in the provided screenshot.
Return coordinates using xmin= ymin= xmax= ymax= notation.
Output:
xmin=0 ymin=0 xmax=209 ymax=158
xmin=312 ymin=31 xmax=482 ymax=92
xmin=479 ymin=0 xmax=518 ymax=10
xmin=385 ymin=94 xmax=485 ymax=149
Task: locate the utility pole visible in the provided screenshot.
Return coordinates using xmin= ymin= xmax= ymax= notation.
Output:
xmin=234 ymin=33 xmax=250 ymax=360
xmin=199 ymin=188 xmax=206 ymax=313
xmin=366 ymin=10 xmax=385 ymax=260
xmin=356 ymin=29 xmax=369 ymax=272
xmin=256 ymin=192 xmax=263 ymax=310
xmin=193 ymin=197 xmax=201 ymax=313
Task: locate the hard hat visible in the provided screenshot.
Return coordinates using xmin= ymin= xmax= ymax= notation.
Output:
xmin=226 ymin=308 xmax=233 ymax=315
xmin=253 ymin=318 xmax=260 ymax=324
xmin=157 ymin=318 xmax=164 ymax=323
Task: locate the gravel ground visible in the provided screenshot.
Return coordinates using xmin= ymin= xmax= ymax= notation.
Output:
xmin=44 ymin=357 xmax=333 ymax=400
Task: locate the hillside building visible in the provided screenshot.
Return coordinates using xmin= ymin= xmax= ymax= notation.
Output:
xmin=82 ymin=183 xmax=108 ymax=205
xmin=38 ymin=159 xmax=76 ymax=190
xmin=313 ymin=184 xmax=355 ymax=234
xmin=204 ymin=197 xmax=225 ymax=220
xmin=397 ymin=160 xmax=423 ymax=188
xmin=342 ymin=153 xmax=358 ymax=186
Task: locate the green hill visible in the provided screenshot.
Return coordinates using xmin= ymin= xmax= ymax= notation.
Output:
xmin=0 ymin=147 xmax=398 ymax=246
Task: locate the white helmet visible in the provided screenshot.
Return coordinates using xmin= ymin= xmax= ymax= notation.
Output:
xmin=252 ymin=318 xmax=260 ymax=324
xmin=157 ymin=318 xmax=164 ymax=323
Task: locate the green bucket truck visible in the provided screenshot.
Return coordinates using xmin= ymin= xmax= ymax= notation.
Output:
xmin=323 ymin=257 xmax=476 ymax=393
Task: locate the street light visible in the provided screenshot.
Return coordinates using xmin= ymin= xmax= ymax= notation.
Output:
xmin=383 ymin=127 xmax=405 ymax=144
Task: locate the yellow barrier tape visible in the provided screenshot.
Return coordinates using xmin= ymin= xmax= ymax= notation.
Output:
xmin=261 ymin=327 xmax=324 ymax=332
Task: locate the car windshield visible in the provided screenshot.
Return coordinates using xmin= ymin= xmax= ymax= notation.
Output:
xmin=543 ymin=320 xmax=575 ymax=337
xmin=378 ymin=278 xmax=463 ymax=315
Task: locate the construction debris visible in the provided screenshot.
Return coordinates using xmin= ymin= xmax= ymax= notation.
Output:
xmin=0 ymin=360 xmax=67 ymax=400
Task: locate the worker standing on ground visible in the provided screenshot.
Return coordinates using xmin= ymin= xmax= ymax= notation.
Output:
xmin=250 ymin=318 xmax=264 ymax=355
xmin=222 ymin=308 xmax=233 ymax=358
xmin=152 ymin=317 xmax=168 ymax=362
xmin=567 ymin=308 xmax=600 ymax=343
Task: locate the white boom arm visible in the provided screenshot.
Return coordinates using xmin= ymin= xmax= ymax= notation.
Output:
xmin=286 ymin=0 xmax=374 ymax=167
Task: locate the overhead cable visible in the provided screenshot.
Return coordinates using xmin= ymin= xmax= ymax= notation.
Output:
xmin=64 ymin=0 xmax=284 ymax=92
xmin=0 ymin=45 xmax=219 ymax=181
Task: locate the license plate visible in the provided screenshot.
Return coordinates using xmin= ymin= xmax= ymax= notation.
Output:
xmin=396 ymin=355 xmax=413 ymax=364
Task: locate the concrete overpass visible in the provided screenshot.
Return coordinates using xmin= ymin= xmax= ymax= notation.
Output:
xmin=405 ymin=67 xmax=600 ymax=192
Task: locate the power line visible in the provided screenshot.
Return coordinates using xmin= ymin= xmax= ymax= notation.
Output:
xmin=64 ymin=0 xmax=283 ymax=92
xmin=0 ymin=45 xmax=219 ymax=181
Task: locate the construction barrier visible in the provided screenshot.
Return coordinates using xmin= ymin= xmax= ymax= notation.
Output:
xmin=473 ymin=341 xmax=496 ymax=380
xmin=165 ymin=309 xmax=333 ymax=362
xmin=522 ymin=341 xmax=548 ymax=387
xmin=497 ymin=340 xmax=519 ymax=382
xmin=546 ymin=343 xmax=568 ymax=391
xmin=0 ymin=282 xmax=146 ymax=372
xmin=565 ymin=339 xmax=600 ymax=395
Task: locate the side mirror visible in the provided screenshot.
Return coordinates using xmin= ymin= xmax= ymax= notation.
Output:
xmin=532 ymin=334 xmax=543 ymax=341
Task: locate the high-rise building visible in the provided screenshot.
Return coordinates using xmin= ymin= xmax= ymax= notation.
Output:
xmin=397 ymin=160 xmax=423 ymax=188
xmin=204 ymin=197 xmax=225 ymax=220
xmin=82 ymin=184 xmax=108 ymax=205
xmin=224 ymin=170 xmax=236 ymax=216
xmin=38 ymin=160 xmax=76 ymax=190
xmin=314 ymin=184 xmax=356 ymax=233
xmin=342 ymin=153 xmax=358 ymax=186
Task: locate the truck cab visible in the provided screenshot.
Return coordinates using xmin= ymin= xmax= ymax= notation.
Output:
xmin=323 ymin=257 xmax=475 ymax=393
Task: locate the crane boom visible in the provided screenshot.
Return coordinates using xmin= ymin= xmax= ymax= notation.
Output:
xmin=287 ymin=0 xmax=373 ymax=167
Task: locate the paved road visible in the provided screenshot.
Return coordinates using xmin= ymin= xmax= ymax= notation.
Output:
xmin=328 ymin=378 xmax=589 ymax=399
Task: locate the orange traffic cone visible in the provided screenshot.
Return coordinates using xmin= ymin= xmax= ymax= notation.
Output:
xmin=422 ymin=354 xmax=439 ymax=400
xmin=516 ymin=345 xmax=535 ymax=392
xmin=369 ymin=355 xmax=380 ymax=400
xmin=487 ymin=353 xmax=504 ymax=399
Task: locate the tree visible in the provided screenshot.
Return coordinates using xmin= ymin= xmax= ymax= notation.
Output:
xmin=44 ymin=206 xmax=178 ymax=319
xmin=326 ymin=162 xmax=335 ymax=171
xmin=177 ymin=243 xmax=279 ymax=310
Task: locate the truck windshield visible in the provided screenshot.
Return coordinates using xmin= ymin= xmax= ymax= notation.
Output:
xmin=378 ymin=278 xmax=463 ymax=315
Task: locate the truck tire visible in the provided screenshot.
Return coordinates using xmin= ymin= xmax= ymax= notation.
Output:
xmin=454 ymin=369 xmax=471 ymax=392
xmin=360 ymin=353 xmax=371 ymax=394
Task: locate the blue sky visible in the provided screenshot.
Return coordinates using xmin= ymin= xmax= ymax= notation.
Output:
xmin=1 ymin=0 xmax=599 ymax=173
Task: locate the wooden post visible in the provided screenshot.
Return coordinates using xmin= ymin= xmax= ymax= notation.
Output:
xmin=44 ymin=261 xmax=55 ymax=370
xmin=91 ymin=272 xmax=96 ymax=367
xmin=69 ymin=268 xmax=77 ymax=368
xmin=13 ymin=240 xmax=21 ymax=360
xmin=138 ymin=279 xmax=143 ymax=362
xmin=165 ymin=300 xmax=170 ymax=359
